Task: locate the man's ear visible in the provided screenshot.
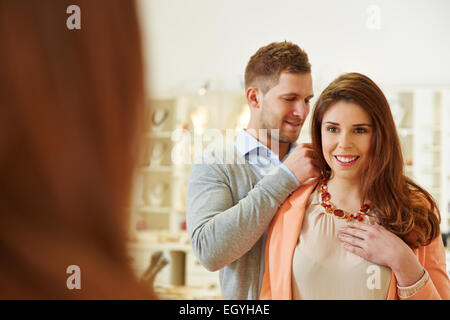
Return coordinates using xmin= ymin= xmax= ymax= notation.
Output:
xmin=246 ymin=87 xmax=261 ymax=109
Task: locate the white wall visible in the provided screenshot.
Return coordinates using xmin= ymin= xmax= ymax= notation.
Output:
xmin=138 ymin=0 xmax=450 ymax=98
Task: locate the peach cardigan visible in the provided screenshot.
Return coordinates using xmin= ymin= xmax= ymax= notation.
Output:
xmin=260 ymin=181 xmax=450 ymax=300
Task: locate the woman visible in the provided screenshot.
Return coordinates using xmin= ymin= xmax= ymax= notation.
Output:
xmin=260 ymin=72 xmax=450 ymax=300
xmin=0 ymin=0 xmax=153 ymax=298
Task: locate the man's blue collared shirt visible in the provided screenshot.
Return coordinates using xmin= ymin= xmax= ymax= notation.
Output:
xmin=234 ymin=129 xmax=299 ymax=183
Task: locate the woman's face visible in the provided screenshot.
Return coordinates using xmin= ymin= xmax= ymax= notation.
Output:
xmin=321 ymin=101 xmax=373 ymax=181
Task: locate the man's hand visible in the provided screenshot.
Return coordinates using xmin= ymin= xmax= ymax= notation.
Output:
xmin=283 ymin=143 xmax=321 ymax=184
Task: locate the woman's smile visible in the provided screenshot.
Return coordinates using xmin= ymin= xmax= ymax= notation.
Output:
xmin=333 ymin=155 xmax=360 ymax=167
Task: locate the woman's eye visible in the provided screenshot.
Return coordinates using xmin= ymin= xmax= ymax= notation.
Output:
xmin=327 ymin=126 xmax=338 ymax=133
xmin=354 ymin=128 xmax=367 ymax=133
xmin=284 ymin=98 xmax=295 ymax=102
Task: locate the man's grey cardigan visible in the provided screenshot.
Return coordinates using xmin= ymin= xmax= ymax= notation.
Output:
xmin=186 ymin=147 xmax=299 ymax=299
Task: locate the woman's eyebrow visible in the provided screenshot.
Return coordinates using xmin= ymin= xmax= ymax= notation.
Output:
xmin=323 ymin=121 xmax=372 ymax=127
xmin=352 ymin=123 xmax=372 ymax=127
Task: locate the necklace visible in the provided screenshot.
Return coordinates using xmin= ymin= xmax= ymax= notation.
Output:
xmin=150 ymin=142 xmax=166 ymax=165
xmin=152 ymin=109 xmax=169 ymax=127
xmin=319 ymin=179 xmax=371 ymax=222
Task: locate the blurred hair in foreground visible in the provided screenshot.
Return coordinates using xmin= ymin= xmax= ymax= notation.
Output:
xmin=0 ymin=0 xmax=153 ymax=298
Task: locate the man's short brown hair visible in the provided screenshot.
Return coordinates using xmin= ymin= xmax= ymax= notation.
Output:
xmin=244 ymin=41 xmax=311 ymax=94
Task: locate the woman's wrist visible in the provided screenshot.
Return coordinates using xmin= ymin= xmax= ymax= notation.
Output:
xmin=396 ymin=269 xmax=429 ymax=298
xmin=390 ymin=249 xmax=424 ymax=287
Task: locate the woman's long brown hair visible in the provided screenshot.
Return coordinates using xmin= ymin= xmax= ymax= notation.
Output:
xmin=0 ymin=0 xmax=153 ymax=298
xmin=311 ymin=73 xmax=441 ymax=249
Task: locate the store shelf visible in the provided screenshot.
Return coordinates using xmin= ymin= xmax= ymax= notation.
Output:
xmin=144 ymin=132 xmax=173 ymax=139
xmin=129 ymin=239 xmax=192 ymax=252
xmin=386 ymin=87 xmax=450 ymax=233
xmin=398 ymin=128 xmax=413 ymax=136
xmin=419 ymin=145 xmax=441 ymax=152
xmin=137 ymin=206 xmax=172 ymax=214
xmin=417 ymin=168 xmax=442 ymax=174
xmin=141 ymin=166 xmax=172 ymax=173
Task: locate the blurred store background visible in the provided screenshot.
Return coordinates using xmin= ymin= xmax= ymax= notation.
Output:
xmin=127 ymin=0 xmax=450 ymax=299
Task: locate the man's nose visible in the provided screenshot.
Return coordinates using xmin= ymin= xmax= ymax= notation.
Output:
xmin=292 ymin=101 xmax=308 ymax=119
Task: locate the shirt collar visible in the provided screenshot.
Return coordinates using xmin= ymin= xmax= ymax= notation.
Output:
xmin=284 ymin=140 xmax=298 ymax=160
xmin=235 ymin=129 xmax=263 ymax=156
xmin=235 ymin=129 xmax=298 ymax=160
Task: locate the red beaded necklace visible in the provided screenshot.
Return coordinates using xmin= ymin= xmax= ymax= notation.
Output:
xmin=318 ymin=179 xmax=371 ymax=222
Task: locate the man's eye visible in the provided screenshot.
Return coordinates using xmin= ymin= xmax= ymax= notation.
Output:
xmin=305 ymin=99 xmax=311 ymax=104
xmin=284 ymin=97 xmax=295 ymax=102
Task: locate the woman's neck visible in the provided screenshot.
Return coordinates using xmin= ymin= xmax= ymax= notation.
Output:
xmin=325 ymin=175 xmax=363 ymax=211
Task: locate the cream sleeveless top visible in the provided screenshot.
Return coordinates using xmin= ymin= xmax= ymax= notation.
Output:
xmin=292 ymin=186 xmax=392 ymax=300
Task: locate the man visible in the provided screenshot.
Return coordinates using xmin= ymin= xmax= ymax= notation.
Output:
xmin=186 ymin=41 xmax=320 ymax=299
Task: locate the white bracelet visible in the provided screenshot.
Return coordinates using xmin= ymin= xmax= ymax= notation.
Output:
xmin=396 ymin=269 xmax=429 ymax=299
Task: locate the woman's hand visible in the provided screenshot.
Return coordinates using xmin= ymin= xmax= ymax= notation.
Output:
xmin=339 ymin=221 xmax=424 ymax=286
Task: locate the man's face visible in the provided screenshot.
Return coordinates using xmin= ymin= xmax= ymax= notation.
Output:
xmin=258 ymin=72 xmax=313 ymax=143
